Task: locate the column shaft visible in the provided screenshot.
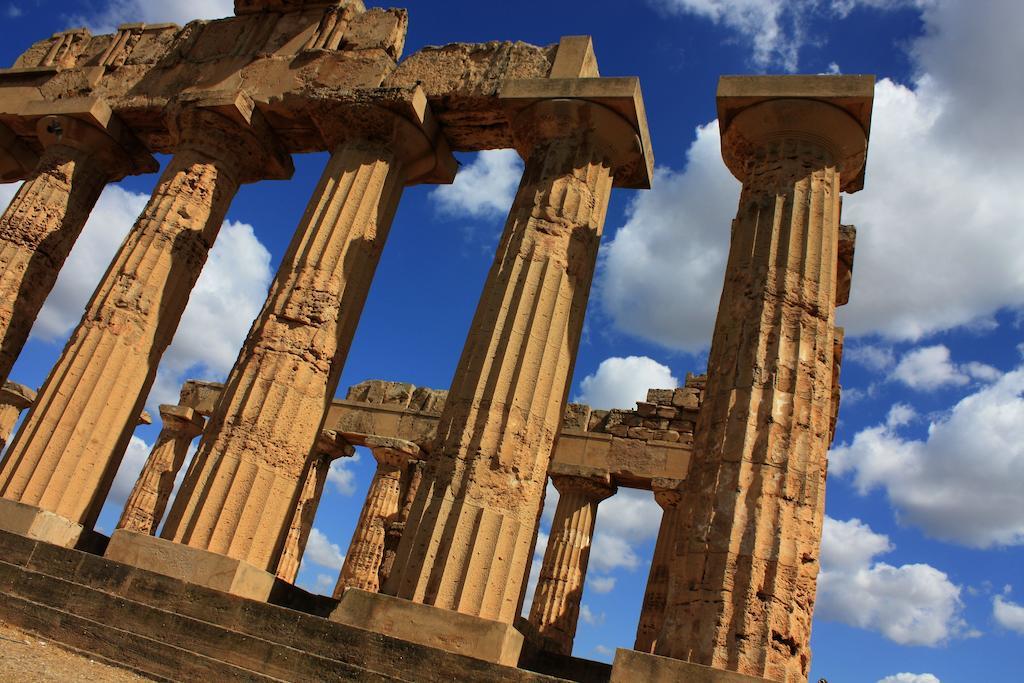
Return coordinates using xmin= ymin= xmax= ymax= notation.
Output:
xmin=634 ymin=484 xmax=683 ymax=653
xmin=658 ymin=136 xmax=843 ymax=680
xmin=334 ymin=449 xmax=408 ymax=596
xmin=0 ymin=110 xmax=257 ymax=532
xmin=385 ymin=117 xmax=615 ymax=623
xmin=116 ymin=405 xmax=205 ymax=535
xmin=162 ymin=142 xmax=404 ymax=571
xmin=378 ymin=458 xmax=424 ymax=591
xmin=528 ymin=475 xmax=614 ymax=655
xmin=277 ymin=452 xmax=331 ymax=583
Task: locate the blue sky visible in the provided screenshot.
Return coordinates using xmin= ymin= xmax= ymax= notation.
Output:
xmin=2 ymin=2 xmax=1023 ymax=682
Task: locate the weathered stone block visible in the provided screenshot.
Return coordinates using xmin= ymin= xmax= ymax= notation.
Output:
xmin=646 ymin=388 xmax=674 ymax=405
xmin=0 ymin=498 xmax=83 ymax=548
xmin=345 ymin=8 xmax=408 ymax=61
xmin=610 ymin=648 xmax=769 ymax=682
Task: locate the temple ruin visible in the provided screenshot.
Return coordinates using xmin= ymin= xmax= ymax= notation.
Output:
xmin=0 ymin=1 xmax=873 ymax=681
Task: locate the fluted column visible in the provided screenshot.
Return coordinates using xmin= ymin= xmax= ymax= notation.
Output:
xmin=0 ymin=381 xmax=35 ymax=452
xmin=335 ymin=437 xmax=419 ymax=596
xmin=0 ymin=115 xmax=153 ymax=387
xmin=378 ymin=457 xmax=424 ymax=591
xmin=116 ymin=405 xmax=205 ymax=535
xmin=634 ymin=478 xmax=683 ymax=654
xmin=528 ymin=469 xmax=615 ymax=655
xmin=0 ymin=106 xmax=289 ymax=545
xmin=162 ymin=99 xmax=448 ymax=573
xmin=385 ymin=99 xmax=641 ymax=624
xmin=276 ymin=430 xmax=353 ymax=583
xmin=657 ymin=86 xmax=872 ymax=682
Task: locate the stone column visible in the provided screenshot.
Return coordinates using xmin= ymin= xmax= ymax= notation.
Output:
xmin=634 ymin=478 xmax=683 ymax=654
xmin=276 ymin=431 xmax=353 ymax=584
xmin=335 ymin=436 xmax=419 ymax=596
xmin=655 ymin=79 xmax=872 ymax=682
xmin=528 ymin=467 xmax=615 ymax=656
xmin=160 ymin=94 xmax=451 ymax=576
xmin=0 ymin=122 xmax=38 ymax=183
xmin=0 ymin=381 xmax=35 ymax=452
xmin=0 ymin=104 xmax=290 ymax=547
xmin=385 ymin=98 xmax=643 ymax=625
xmin=378 ymin=457 xmax=424 ymax=591
xmin=116 ymin=405 xmax=206 ymax=536
xmin=0 ymin=114 xmax=154 ymax=387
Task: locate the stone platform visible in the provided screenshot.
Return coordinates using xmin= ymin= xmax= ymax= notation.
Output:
xmin=0 ymin=529 xmax=576 ymax=682
xmin=610 ymin=648 xmax=770 ymax=682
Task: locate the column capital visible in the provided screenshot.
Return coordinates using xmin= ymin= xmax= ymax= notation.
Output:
xmin=317 ymin=429 xmax=356 ymax=460
xmin=168 ymin=92 xmax=294 ymax=183
xmin=651 ymin=477 xmax=684 ymax=510
xmin=0 ymin=122 xmax=39 ymax=182
xmin=361 ymin=435 xmax=419 ymax=471
xmin=35 ymin=112 xmax=157 ymax=181
xmin=716 ymin=75 xmax=875 ymax=192
xmin=302 ymin=86 xmax=456 ymax=185
xmin=157 ymin=404 xmax=206 ymax=439
xmin=0 ymin=381 xmax=35 ymax=411
xmin=550 ymin=464 xmax=616 ymax=502
xmin=499 ymin=77 xmax=653 ymax=189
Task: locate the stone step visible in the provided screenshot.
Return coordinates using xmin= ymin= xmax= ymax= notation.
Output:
xmin=0 ymin=530 xmax=572 ymax=683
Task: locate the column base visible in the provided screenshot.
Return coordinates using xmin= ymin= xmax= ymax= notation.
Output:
xmin=330 ymin=588 xmax=524 ymax=666
xmin=610 ymin=649 xmax=771 ymax=683
xmin=0 ymin=497 xmax=83 ymax=548
xmin=105 ymin=529 xmax=277 ymax=602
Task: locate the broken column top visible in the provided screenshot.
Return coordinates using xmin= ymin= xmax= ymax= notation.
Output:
xmin=234 ymin=0 xmax=365 ymax=15
xmin=0 ymin=381 xmax=36 ymax=410
xmin=716 ymin=74 xmax=875 ymax=192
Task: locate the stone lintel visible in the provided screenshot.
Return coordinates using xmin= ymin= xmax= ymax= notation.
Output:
xmin=550 ymin=36 xmax=600 ymax=79
xmin=317 ymin=429 xmax=356 ymax=460
xmin=716 ymin=74 xmax=875 ymax=192
xmin=499 ymin=76 xmax=653 ymax=189
xmin=836 ymin=224 xmax=857 ymax=306
xmin=105 ymin=529 xmax=278 ymax=601
xmin=0 ymin=497 xmax=83 ymax=548
xmin=234 ymin=0 xmax=365 ymax=15
xmin=0 ymin=381 xmax=36 ymax=410
xmin=610 ymin=649 xmax=770 ymax=683
xmin=344 ymin=432 xmax=419 ymax=457
xmin=330 ymin=589 xmax=525 ymax=666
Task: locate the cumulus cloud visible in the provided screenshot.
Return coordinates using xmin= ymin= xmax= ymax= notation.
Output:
xmin=878 ymin=675 xmax=941 ymax=683
xmin=890 ymin=345 xmax=970 ymax=390
xmin=302 ymin=527 xmax=345 ymax=571
xmin=105 ymin=435 xmax=153 ymax=514
xmin=577 ymin=356 xmax=679 ymax=409
xmin=579 ymin=604 xmax=605 ymax=626
xmin=601 ymin=1 xmax=1024 ymax=350
xmin=591 ymin=489 xmax=662 ymax=573
xmin=831 ymin=371 xmax=1024 ymax=547
xmin=521 ymin=529 xmax=549 ymax=615
xmin=818 ymin=517 xmax=966 ymax=646
xmin=327 ymin=452 xmax=361 ymax=496
xmin=429 ymin=150 xmax=523 ymax=219
xmin=993 ymin=596 xmax=1024 ymax=635
xmin=589 ymin=575 xmax=617 ymax=594
xmin=78 ymin=0 xmax=234 ymax=33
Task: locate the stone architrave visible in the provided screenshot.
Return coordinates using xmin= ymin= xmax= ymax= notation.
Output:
xmin=0 ymin=111 xmax=155 ymax=387
xmin=378 ymin=457 xmax=424 ymax=590
xmin=335 ymin=435 xmax=419 ymax=595
xmin=0 ymin=101 xmax=291 ymax=547
xmin=655 ymin=76 xmax=873 ymax=682
xmin=116 ymin=405 xmax=206 ymax=536
xmin=528 ymin=466 xmax=615 ymax=656
xmin=160 ymin=90 xmax=453 ymax=577
xmin=384 ymin=84 xmax=650 ymax=627
xmin=276 ymin=431 xmax=354 ymax=584
xmin=634 ymin=478 xmax=684 ymax=654
xmin=0 ymin=381 xmax=35 ymax=452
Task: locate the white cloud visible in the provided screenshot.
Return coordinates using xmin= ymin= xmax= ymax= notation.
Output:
xmin=79 ymin=0 xmax=234 ymax=33
xmin=302 ymin=527 xmax=345 ymax=571
xmin=848 ymin=344 xmax=896 ymax=372
xmin=818 ymin=517 xmax=966 ymax=646
xmin=326 ymin=452 xmax=361 ymax=496
xmin=593 ymin=644 xmax=614 ymax=659
xmin=831 ymin=370 xmax=1024 ymax=547
xmin=590 ymin=489 xmax=662 ymax=573
xmin=601 ymin=2 xmax=1024 ymax=350
xmin=521 ymin=529 xmax=549 ymax=615
xmin=577 ymin=356 xmax=679 ymax=410
xmin=579 ymin=604 xmax=605 ymax=626
xmin=878 ymin=675 xmax=941 ymax=683
xmin=106 ymin=435 xmax=153 ymax=513
xmin=589 ymin=575 xmax=617 ymax=594
xmin=890 ymin=345 xmax=969 ymax=391
xmin=7 ymin=4 xmax=22 ymax=19
xmin=993 ymin=596 xmax=1024 ymax=635
xmin=649 ymin=0 xmax=921 ymax=71
xmin=429 ymin=150 xmax=523 ymax=219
